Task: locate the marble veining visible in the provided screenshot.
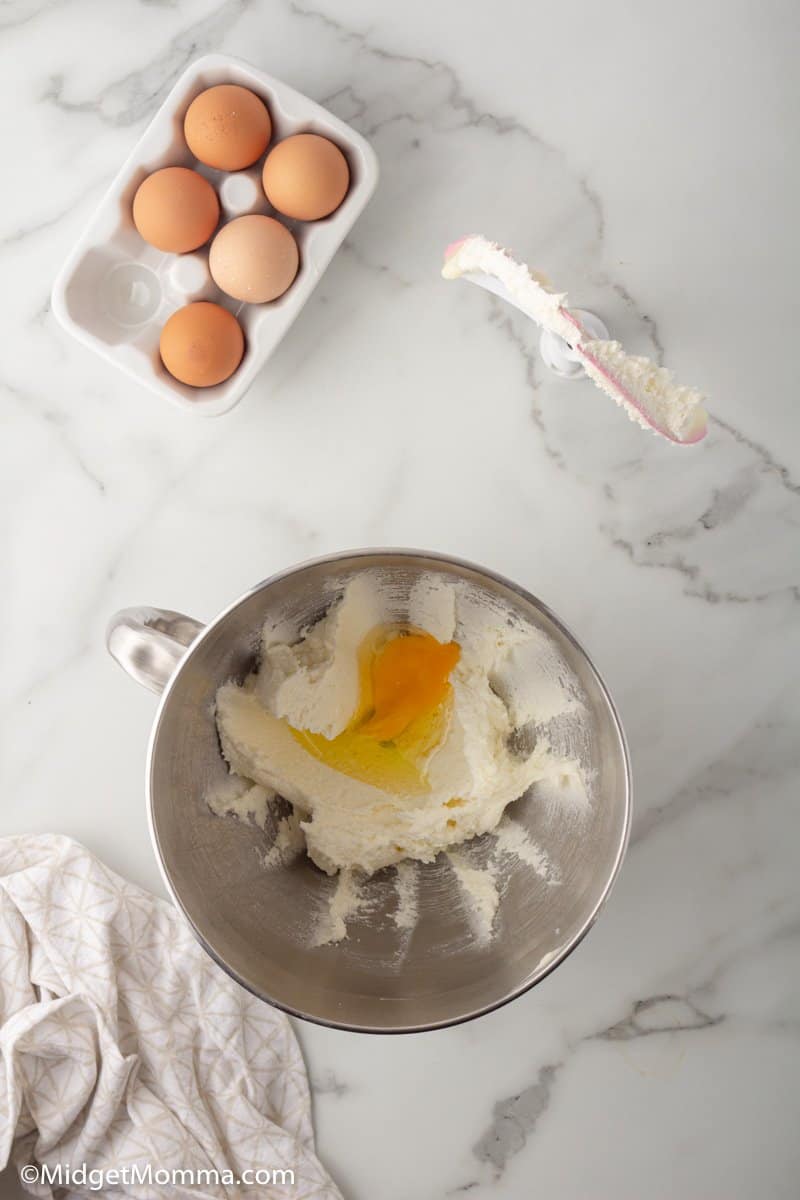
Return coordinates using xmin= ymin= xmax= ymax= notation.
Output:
xmin=458 ymin=995 xmax=726 ymax=1187
xmin=2 ymin=0 xmax=799 ymax=1197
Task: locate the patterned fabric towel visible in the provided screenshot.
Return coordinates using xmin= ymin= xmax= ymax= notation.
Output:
xmin=0 ymin=835 xmax=341 ymax=1199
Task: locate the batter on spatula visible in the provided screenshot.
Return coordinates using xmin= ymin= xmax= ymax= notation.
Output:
xmin=443 ymin=235 xmax=708 ymax=445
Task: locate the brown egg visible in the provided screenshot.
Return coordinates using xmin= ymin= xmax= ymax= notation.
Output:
xmin=160 ymin=302 xmax=244 ymax=387
xmin=262 ymin=133 xmax=350 ymax=221
xmin=132 ymin=167 xmax=219 ymax=253
xmin=184 ymin=84 xmax=271 ymax=171
xmin=209 ymin=215 xmax=299 ymax=303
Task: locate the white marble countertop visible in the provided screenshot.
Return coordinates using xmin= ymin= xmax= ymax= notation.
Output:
xmin=3 ymin=1 xmax=799 ymax=1196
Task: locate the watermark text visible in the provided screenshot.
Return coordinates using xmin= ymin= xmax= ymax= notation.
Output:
xmin=21 ymin=1162 xmax=295 ymax=1190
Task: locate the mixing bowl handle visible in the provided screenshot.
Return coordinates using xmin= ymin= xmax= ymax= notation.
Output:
xmin=106 ymin=607 xmax=206 ymax=695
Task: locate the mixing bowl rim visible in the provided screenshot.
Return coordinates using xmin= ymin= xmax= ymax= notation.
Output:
xmin=145 ymin=547 xmax=632 ymax=1034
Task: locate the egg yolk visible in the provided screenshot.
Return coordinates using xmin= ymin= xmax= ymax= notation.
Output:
xmin=290 ymin=627 xmax=460 ymax=793
xmin=359 ymin=632 xmax=461 ymax=739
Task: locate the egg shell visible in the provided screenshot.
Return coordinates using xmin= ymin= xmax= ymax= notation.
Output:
xmin=184 ymin=84 xmax=272 ymax=171
xmin=132 ymin=167 xmax=219 ymax=254
xmin=160 ymin=302 xmax=244 ymax=388
xmin=209 ymin=215 xmax=299 ymax=304
xmin=262 ymin=133 xmax=350 ymax=221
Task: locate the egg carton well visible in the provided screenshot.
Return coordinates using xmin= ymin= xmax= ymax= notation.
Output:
xmin=51 ymin=54 xmax=380 ymax=417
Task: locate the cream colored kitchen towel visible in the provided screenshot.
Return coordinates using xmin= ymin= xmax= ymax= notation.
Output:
xmin=0 ymin=835 xmax=341 ymax=1199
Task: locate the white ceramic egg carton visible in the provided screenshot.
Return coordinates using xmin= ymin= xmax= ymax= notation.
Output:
xmin=51 ymin=54 xmax=379 ymax=416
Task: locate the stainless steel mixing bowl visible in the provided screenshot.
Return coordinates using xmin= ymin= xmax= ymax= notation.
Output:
xmin=107 ymin=550 xmax=631 ymax=1033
